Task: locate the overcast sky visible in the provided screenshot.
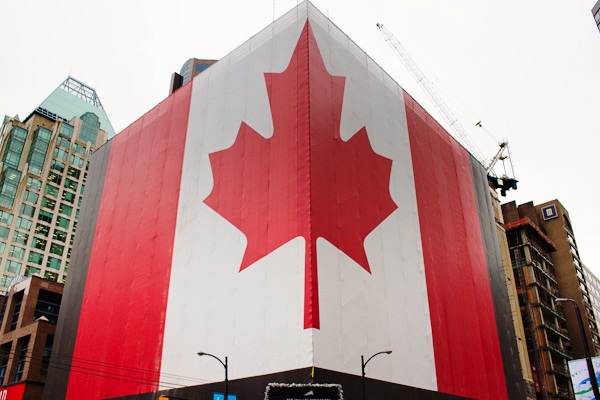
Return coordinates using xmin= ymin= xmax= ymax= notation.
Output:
xmin=1 ymin=0 xmax=599 ymax=275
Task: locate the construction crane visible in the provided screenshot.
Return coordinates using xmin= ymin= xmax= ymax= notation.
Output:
xmin=376 ymin=23 xmax=517 ymax=195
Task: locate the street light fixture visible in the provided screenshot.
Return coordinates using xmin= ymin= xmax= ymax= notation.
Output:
xmin=555 ymin=298 xmax=600 ymax=399
xmin=361 ymin=351 xmax=392 ymax=400
xmin=198 ymin=352 xmax=228 ymax=400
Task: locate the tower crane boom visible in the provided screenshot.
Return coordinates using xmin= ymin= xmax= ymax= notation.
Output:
xmin=376 ymin=23 xmax=483 ymax=162
xmin=376 ymin=23 xmax=517 ymax=195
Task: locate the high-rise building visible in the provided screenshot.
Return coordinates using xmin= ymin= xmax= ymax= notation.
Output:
xmin=0 ymin=275 xmax=63 ymax=398
xmin=169 ymin=58 xmax=217 ymax=94
xmin=502 ymin=201 xmax=574 ymax=399
xmin=592 ymin=0 xmax=600 ymax=32
xmin=534 ymin=200 xmax=600 ymax=357
xmin=503 ymin=199 xmax=600 ymax=398
xmin=45 ymin=3 xmax=525 ymax=399
xmin=0 ymin=77 xmax=111 ymax=294
xmin=583 ymin=264 xmax=600 ymax=336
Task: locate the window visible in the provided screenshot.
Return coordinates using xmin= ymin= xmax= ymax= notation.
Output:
xmin=35 ymin=224 xmax=49 ymax=237
xmin=55 ymin=216 xmax=69 ymax=229
xmin=49 ymin=243 xmax=64 ymax=256
xmin=20 ymin=204 xmax=35 ymax=218
xmin=35 ymin=291 xmax=61 ymax=324
xmin=0 ymin=168 xmax=22 ymax=208
xmin=38 ymin=210 xmax=53 ymax=224
xmin=0 ymin=211 xmax=13 ymax=225
xmin=64 ymin=178 xmax=78 ymax=191
xmin=62 ymin=191 xmax=75 ymax=204
xmin=0 ymin=343 xmax=11 ymax=385
xmin=0 ymin=168 xmax=21 ymax=208
xmin=47 ymin=171 xmax=62 ymax=185
xmin=47 ymin=256 xmax=61 ymax=270
xmin=60 ymin=122 xmax=74 ymax=138
xmin=59 ymin=203 xmax=73 ymax=217
xmin=33 ymin=238 xmax=47 ymax=250
xmin=0 ymin=227 xmax=9 ymax=240
xmin=53 ymin=148 xmax=68 ymax=162
xmin=57 ymin=136 xmax=70 ymax=149
xmin=42 ymin=197 xmax=56 ymax=210
xmin=70 ymin=155 xmax=84 ymax=168
xmin=51 ymin=160 xmax=65 ymax=173
xmin=26 ymin=127 xmax=51 ymax=175
xmin=44 ymin=185 xmax=59 ymax=198
xmin=24 ymin=266 xmax=40 ymax=277
xmin=2 ymin=152 xmax=20 ymax=168
xmin=0 ymin=274 xmax=11 ymax=288
xmin=9 ymin=290 xmax=24 ymax=331
xmin=27 ymin=177 xmax=41 ymax=191
xmin=44 ymin=271 xmax=58 ymax=282
xmin=67 ymin=167 xmax=81 ymax=179
xmin=12 ymin=231 xmax=28 ymax=245
xmin=14 ymin=335 xmax=29 ymax=381
xmin=8 ymin=245 xmax=25 ymax=260
xmin=79 ymin=112 xmax=100 ymax=144
xmin=40 ymin=335 xmax=54 ymax=382
xmin=5 ymin=260 xmax=21 ymax=273
xmin=0 ymin=242 xmax=5 ymax=255
xmin=28 ymin=251 xmax=43 ymax=265
xmin=53 ymin=229 xmax=67 ymax=243
xmin=16 ymin=217 xmax=32 ymax=231
xmin=72 ymin=143 xmax=86 ymax=155
xmin=22 ymin=190 xmax=39 ymax=204
xmin=2 ymin=127 xmax=27 ymax=170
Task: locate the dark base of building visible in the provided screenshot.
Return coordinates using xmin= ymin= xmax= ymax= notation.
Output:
xmin=111 ymin=367 xmax=471 ymax=400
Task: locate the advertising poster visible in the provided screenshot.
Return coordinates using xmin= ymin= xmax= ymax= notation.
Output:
xmin=569 ymin=357 xmax=600 ymax=399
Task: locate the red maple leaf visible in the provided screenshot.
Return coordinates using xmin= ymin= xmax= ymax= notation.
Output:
xmin=204 ymin=21 xmax=397 ymax=329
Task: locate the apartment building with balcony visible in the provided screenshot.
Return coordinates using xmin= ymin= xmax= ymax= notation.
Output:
xmin=502 ymin=202 xmax=573 ymax=399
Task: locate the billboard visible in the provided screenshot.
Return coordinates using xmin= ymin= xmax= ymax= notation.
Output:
xmin=45 ymin=2 xmax=523 ymax=399
xmin=569 ymin=357 xmax=600 ymax=399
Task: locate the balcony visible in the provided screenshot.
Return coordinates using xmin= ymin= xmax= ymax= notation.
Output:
xmin=556 ymin=387 xmax=572 ymax=399
xmin=552 ymin=363 xmax=569 ymax=377
xmin=532 ymin=261 xmax=558 ymax=285
xmin=532 ymin=280 xmax=560 ymax=298
xmin=546 ymin=341 xmax=573 ymax=359
xmin=539 ymin=300 xmax=566 ymax=320
xmin=542 ymin=321 xmax=570 ymax=341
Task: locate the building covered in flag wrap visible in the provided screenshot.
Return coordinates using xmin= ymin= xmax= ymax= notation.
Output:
xmin=45 ymin=2 xmax=526 ymax=399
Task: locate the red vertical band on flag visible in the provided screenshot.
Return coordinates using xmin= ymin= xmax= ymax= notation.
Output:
xmin=404 ymin=92 xmax=508 ymax=399
xmin=65 ymin=83 xmax=193 ymax=399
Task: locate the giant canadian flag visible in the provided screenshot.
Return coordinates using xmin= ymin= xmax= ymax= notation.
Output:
xmin=46 ymin=2 xmax=523 ymax=400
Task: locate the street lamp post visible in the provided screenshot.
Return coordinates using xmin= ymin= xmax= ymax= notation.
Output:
xmin=556 ymin=298 xmax=600 ymax=399
xmin=361 ymin=351 xmax=392 ymax=400
xmin=198 ymin=352 xmax=228 ymax=400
